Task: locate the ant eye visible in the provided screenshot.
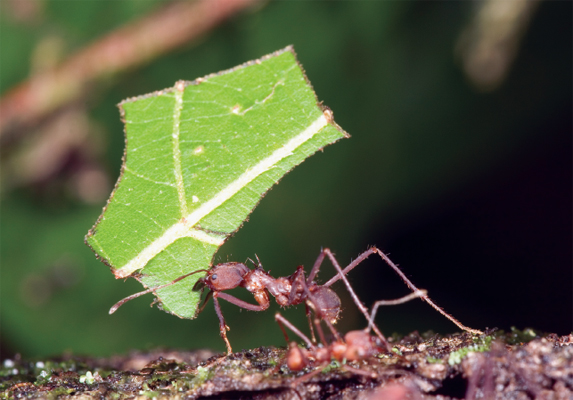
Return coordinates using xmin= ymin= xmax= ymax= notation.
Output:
xmin=211 ymin=274 xmax=217 ymax=281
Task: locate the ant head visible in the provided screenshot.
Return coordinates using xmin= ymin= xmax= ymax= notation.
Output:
xmin=203 ymin=262 xmax=249 ymax=291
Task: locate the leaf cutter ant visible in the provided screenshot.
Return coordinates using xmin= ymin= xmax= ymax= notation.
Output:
xmin=110 ymin=246 xmax=483 ymax=354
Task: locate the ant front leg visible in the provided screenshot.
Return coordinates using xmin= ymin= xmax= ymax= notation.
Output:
xmin=199 ymin=262 xmax=273 ymax=354
xmin=212 ymin=294 xmax=233 ymax=354
xmin=211 ymin=291 xmax=270 ymax=355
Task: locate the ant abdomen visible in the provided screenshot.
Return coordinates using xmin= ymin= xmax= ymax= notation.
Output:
xmin=309 ymin=286 xmax=341 ymax=324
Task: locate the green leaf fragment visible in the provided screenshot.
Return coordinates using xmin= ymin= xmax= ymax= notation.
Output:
xmin=86 ymin=46 xmax=348 ymax=319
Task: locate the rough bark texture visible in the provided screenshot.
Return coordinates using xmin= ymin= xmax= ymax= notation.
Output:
xmin=1 ymin=329 xmax=571 ymax=399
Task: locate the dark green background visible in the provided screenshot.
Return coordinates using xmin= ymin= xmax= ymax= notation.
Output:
xmin=1 ymin=0 xmax=571 ymax=358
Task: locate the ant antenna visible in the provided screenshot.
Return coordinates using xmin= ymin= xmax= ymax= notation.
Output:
xmin=255 ymin=254 xmax=264 ymax=269
xmin=109 ymin=269 xmax=208 ymax=315
xmin=245 ymin=255 xmax=263 ymax=269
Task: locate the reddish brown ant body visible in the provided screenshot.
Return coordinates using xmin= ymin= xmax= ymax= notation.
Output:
xmin=110 ymin=246 xmax=482 ymax=354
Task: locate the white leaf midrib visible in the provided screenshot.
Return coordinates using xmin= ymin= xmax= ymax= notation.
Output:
xmin=114 ymin=111 xmax=330 ymax=278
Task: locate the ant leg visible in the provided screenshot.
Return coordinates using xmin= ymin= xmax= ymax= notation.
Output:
xmin=215 ymin=292 xmax=269 ymax=311
xmin=275 ymin=314 xmax=315 ymax=377
xmin=365 ymin=290 xmax=427 ymax=333
xmin=210 ymin=291 xmax=270 ymax=354
xmin=370 ymin=290 xmax=427 ymax=307
xmin=301 ymin=283 xmax=343 ymax=343
xmin=322 ymin=247 xmax=376 ymax=288
xmin=275 ymin=313 xmax=314 ymax=349
xmin=285 ymin=267 xmax=319 ymax=343
xmin=306 ymin=250 xmax=327 ymax=284
xmin=304 ymin=303 xmax=317 ymax=343
xmin=371 ymin=248 xmax=483 ymax=335
xmin=276 ymin=314 xmax=291 ymax=344
xmin=287 ymin=266 xmax=307 ymax=305
xmin=317 ymin=249 xmax=392 ymax=351
xmin=311 ymin=311 xmax=329 ymax=346
xmin=324 ymin=247 xmax=483 ymax=335
xmin=212 ymin=294 xmax=232 ymax=354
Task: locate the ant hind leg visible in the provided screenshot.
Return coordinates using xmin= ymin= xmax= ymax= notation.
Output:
xmin=318 ymin=248 xmax=393 ymax=351
xmin=320 ymin=247 xmax=483 ymax=335
xmin=366 ymin=290 xmax=428 ymax=333
xmin=370 ymin=247 xmax=483 ymax=335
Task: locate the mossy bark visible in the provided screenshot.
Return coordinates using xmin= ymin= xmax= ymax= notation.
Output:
xmin=2 ymin=330 xmax=571 ymax=399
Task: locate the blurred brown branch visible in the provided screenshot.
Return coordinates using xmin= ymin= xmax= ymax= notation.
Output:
xmin=456 ymin=0 xmax=540 ymax=92
xmin=0 ymin=0 xmax=261 ymax=142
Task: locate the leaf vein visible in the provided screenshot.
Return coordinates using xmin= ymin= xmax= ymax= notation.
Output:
xmin=172 ymin=82 xmax=188 ymax=217
xmin=114 ymin=112 xmax=330 ymax=278
xmin=124 ymin=167 xmax=176 ymax=187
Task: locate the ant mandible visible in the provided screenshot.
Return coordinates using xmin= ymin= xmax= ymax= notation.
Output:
xmin=110 ymin=246 xmax=483 ymax=354
xmin=275 ymin=289 xmax=428 ymax=386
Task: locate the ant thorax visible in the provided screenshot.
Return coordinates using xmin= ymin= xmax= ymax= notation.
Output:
xmin=243 ymin=269 xmax=293 ymax=307
xmin=242 ymin=268 xmax=269 ymax=293
xmin=265 ymin=276 xmax=294 ymax=306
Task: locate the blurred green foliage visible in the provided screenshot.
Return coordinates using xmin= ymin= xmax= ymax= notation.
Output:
xmin=1 ymin=0 xmax=570 ymax=358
